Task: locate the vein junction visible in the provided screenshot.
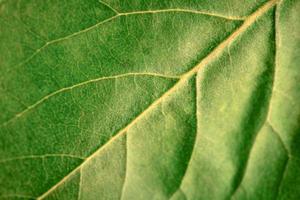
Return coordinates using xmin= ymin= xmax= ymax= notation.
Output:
xmin=36 ymin=0 xmax=278 ymax=199
xmin=1 ymin=6 xmax=244 ymax=127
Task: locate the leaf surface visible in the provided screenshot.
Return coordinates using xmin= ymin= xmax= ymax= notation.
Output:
xmin=0 ymin=0 xmax=299 ymax=199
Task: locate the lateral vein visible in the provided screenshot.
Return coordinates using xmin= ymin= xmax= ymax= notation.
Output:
xmin=12 ymin=8 xmax=244 ymax=70
xmin=119 ymin=9 xmax=245 ymax=20
xmin=230 ymin=0 xmax=281 ymax=197
xmin=1 ymin=72 xmax=179 ymax=127
xmin=0 ymin=154 xmax=84 ymax=164
xmin=37 ymin=0 xmax=277 ymax=199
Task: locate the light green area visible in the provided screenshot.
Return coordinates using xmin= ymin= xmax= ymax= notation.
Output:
xmin=45 ymin=172 xmax=80 ymax=200
xmin=179 ymin=8 xmax=276 ymax=199
xmin=0 ymin=0 xmax=299 ymax=199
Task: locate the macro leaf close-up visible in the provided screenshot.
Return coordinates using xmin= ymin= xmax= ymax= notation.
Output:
xmin=0 ymin=0 xmax=300 ymax=199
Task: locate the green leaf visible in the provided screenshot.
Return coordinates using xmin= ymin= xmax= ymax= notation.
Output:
xmin=0 ymin=0 xmax=299 ymax=199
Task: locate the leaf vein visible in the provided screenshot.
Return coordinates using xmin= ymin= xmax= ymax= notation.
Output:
xmin=1 ymin=73 xmax=179 ymax=127
xmin=0 ymin=154 xmax=84 ymax=164
xmin=0 ymin=194 xmax=37 ymax=199
xmin=12 ymin=8 xmax=244 ymax=71
xmin=169 ymin=74 xmax=199 ymax=198
xmin=35 ymin=1 xmax=278 ymax=198
xmin=99 ymin=0 xmax=120 ymax=14
xmin=230 ymin=1 xmax=282 ymax=197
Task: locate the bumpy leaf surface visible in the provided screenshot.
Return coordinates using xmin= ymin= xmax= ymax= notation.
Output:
xmin=0 ymin=0 xmax=299 ymax=199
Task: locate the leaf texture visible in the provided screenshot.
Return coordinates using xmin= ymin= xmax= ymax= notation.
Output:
xmin=0 ymin=0 xmax=299 ymax=199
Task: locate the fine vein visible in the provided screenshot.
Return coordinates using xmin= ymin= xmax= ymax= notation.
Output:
xmin=37 ymin=1 xmax=277 ymax=199
xmin=99 ymin=0 xmax=120 ymax=14
xmin=0 ymin=194 xmax=37 ymax=199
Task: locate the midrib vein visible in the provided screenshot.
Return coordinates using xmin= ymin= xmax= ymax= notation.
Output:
xmin=37 ymin=1 xmax=277 ymax=199
xmin=2 ymin=6 xmax=246 ymax=126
